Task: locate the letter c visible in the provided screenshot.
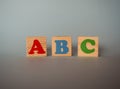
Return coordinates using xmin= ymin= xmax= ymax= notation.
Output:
xmin=81 ymin=39 xmax=95 ymax=54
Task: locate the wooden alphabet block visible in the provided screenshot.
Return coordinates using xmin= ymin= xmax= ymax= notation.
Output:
xmin=78 ymin=36 xmax=98 ymax=57
xmin=52 ymin=36 xmax=72 ymax=56
xmin=26 ymin=36 xmax=47 ymax=57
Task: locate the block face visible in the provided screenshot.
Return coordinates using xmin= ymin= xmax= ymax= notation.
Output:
xmin=78 ymin=37 xmax=98 ymax=57
xmin=26 ymin=36 xmax=47 ymax=57
xmin=52 ymin=36 xmax=72 ymax=56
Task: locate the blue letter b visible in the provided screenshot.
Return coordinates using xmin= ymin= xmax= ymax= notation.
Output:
xmin=55 ymin=40 xmax=69 ymax=54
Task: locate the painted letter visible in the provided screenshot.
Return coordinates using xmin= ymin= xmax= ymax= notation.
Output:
xmin=81 ymin=39 xmax=95 ymax=53
xmin=55 ymin=40 xmax=69 ymax=54
xmin=29 ymin=39 xmax=45 ymax=54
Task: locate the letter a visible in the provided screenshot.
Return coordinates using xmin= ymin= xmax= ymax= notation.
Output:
xmin=26 ymin=37 xmax=47 ymax=57
xmin=29 ymin=39 xmax=45 ymax=54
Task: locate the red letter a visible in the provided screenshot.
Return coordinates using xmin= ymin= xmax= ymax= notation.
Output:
xmin=29 ymin=39 xmax=45 ymax=54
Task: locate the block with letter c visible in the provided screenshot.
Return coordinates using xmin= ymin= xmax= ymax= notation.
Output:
xmin=78 ymin=37 xmax=98 ymax=57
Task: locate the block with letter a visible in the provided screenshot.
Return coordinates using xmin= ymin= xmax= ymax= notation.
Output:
xmin=26 ymin=36 xmax=47 ymax=57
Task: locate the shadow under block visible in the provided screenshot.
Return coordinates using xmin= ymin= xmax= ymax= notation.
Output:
xmin=52 ymin=36 xmax=72 ymax=56
xmin=26 ymin=36 xmax=47 ymax=57
xmin=78 ymin=37 xmax=98 ymax=57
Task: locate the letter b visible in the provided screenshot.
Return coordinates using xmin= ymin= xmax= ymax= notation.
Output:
xmin=55 ymin=40 xmax=69 ymax=54
xmin=52 ymin=36 xmax=72 ymax=56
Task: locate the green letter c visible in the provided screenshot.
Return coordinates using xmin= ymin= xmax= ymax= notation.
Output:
xmin=81 ymin=39 xmax=95 ymax=54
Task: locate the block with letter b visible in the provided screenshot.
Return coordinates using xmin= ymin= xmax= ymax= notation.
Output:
xmin=52 ymin=36 xmax=72 ymax=56
xmin=78 ymin=36 xmax=98 ymax=57
xmin=26 ymin=36 xmax=47 ymax=57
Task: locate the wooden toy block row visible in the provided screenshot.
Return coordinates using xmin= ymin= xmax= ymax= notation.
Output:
xmin=26 ymin=36 xmax=98 ymax=57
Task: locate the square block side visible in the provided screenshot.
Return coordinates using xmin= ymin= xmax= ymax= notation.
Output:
xmin=26 ymin=36 xmax=47 ymax=57
xmin=52 ymin=36 xmax=72 ymax=56
xmin=78 ymin=36 xmax=98 ymax=57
